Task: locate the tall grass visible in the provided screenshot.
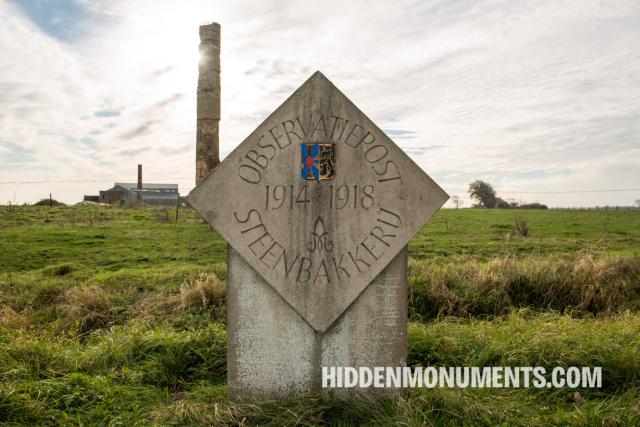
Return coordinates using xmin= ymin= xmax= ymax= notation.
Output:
xmin=2 ymin=312 xmax=638 ymax=425
xmin=2 ymin=207 xmax=640 ymax=424
xmin=408 ymin=311 xmax=640 ymax=391
xmin=408 ymin=255 xmax=640 ymax=320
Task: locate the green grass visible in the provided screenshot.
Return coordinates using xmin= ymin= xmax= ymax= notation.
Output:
xmin=412 ymin=208 xmax=640 ymax=259
xmin=0 ymin=205 xmax=225 ymax=273
xmin=1 ymin=314 xmax=639 ymax=425
xmin=408 ymin=255 xmax=640 ymax=319
xmin=1 ymin=205 xmax=639 ymax=425
xmin=2 ymin=205 xmax=639 ymax=273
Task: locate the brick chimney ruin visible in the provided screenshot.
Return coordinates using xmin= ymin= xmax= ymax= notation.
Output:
xmin=196 ymin=22 xmax=221 ymax=185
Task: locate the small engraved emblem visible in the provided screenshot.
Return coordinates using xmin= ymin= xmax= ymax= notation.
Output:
xmin=306 ymin=217 xmax=334 ymax=253
xmin=301 ymin=143 xmax=335 ymax=180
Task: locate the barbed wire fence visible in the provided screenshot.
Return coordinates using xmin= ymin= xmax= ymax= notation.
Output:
xmin=1 ymin=179 xmax=640 ymax=209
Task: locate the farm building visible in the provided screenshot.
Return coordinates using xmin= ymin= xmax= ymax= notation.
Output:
xmin=84 ymin=165 xmax=178 ymax=207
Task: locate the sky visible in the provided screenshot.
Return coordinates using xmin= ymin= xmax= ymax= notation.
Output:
xmin=1 ymin=0 xmax=639 ymax=207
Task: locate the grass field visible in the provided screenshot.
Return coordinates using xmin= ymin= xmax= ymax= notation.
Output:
xmin=1 ymin=205 xmax=639 ymax=425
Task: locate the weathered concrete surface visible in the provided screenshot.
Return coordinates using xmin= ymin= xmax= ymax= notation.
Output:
xmin=189 ymin=71 xmax=448 ymax=332
xmin=227 ymin=245 xmax=317 ymax=400
xmin=196 ymin=23 xmax=220 ymax=185
xmin=321 ymin=245 xmax=407 ymax=399
xmin=192 ymin=71 xmax=446 ymax=400
xmin=227 ymin=244 xmax=407 ymax=400
xmin=322 ymin=247 xmax=407 ymax=380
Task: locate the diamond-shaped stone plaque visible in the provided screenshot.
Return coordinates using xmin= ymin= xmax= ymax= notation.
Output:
xmin=188 ymin=72 xmax=448 ymax=332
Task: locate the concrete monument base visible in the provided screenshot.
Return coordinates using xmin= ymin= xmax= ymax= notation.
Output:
xmin=227 ymin=244 xmax=408 ymax=400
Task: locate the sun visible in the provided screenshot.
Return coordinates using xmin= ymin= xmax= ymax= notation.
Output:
xmin=115 ymin=2 xmax=204 ymax=95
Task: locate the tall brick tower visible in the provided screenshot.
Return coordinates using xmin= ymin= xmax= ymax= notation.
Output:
xmin=196 ymin=23 xmax=221 ymax=185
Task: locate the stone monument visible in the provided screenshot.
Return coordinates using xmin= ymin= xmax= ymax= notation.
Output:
xmin=189 ymin=71 xmax=447 ymax=400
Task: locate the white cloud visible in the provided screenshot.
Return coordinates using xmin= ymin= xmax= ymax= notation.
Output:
xmin=1 ymin=0 xmax=639 ymax=206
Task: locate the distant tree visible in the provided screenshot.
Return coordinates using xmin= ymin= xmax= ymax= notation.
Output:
xmin=495 ymin=197 xmax=511 ymax=209
xmin=636 ymin=199 xmax=640 ymax=208
xmin=451 ymin=195 xmax=463 ymax=209
xmin=518 ymin=202 xmax=548 ymax=210
xmin=468 ymin=180 xmax=497 ymax=208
